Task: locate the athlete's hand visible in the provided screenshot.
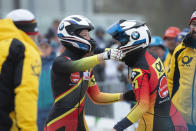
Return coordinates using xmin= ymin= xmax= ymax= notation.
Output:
xmin=123 ymin=90 xmax=136 ymax=101
xmin=110 ymin=128 xmax=117 ymax=131
xmin=101 ymin=49 xmax=124 ymax=61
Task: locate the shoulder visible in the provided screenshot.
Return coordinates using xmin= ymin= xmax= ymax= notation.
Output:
xmin=52 ymin=55 xmax=71 ymax=73
xmin=9 ymin=38 xmax=25 ymax=60
xmin=173 ymin=43 xmax=186 ymax=58
xmin=10 ymin=38 xmax=25 ymax=51
xmin=53 ymin=55 xmax=70 ymax=64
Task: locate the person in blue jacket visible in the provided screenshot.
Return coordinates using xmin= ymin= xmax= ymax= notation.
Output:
xmin=37 ymin=38 xmax=57 ymax=131
xmin=148 ymin=36 xmax=166 ymax=62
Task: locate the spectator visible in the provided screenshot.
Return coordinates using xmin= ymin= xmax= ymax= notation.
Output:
xmin=45 ymin=19 xmax=61 ymax=55
xmin=0 ymin=9 xmax=41 ymax=131
xmin=37 ymin=38 xmax=56 ymax=131
xmin=167 ymin=10 xmax=196 ymax=131
xmin=94 ymin=27 xmax=107 ymax=49
xmin=176 ymin=28 xmax=190 ymax=45
xmin=148 ymin=36 xmax=166 ymax=61
xmin=93 ymin=27 xmax=107 ymax=82
xmin=163 ymin=27 xmax=180 ymax=75
xmin=45 ymin=19 xmax=60 ymax=41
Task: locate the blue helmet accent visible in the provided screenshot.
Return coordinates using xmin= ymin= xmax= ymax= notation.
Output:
xmin=107 ymin=20 xmax=144 ymax=36
xmin=57 ymin=33 xmax=64 ymax=38
xmin=107 ymin=22 xmax=129 ymax=45
xmin=77 ymin=42 xmax=89 ymax=51
xmin=65 ymin=39 xmax=89 ymax=51
xmin=132 ymin=39 xmax=146 ymax=46
xmin=66 ymin=20 xmax=78 ymax=24
xmin=107 ymin=22 xmax=123 ymax=36
xmin=176 ymin=28 xmax=190 ymax=43
xmin=58 ymin=23 xmax=64 ymax=31
xmin=150 ymin=36 xmax=164 ymax=48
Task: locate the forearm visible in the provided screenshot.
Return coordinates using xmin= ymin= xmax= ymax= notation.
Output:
xmin=91 ymin=92 xmax=121 ymax=104
xmin=53 ymin=55 xmax=101 ymax=74
xmin=87 ymin=85 xmax=121 ymax=104
xmin=114 ymin=102 xmax=149 ymax=131
xmin=70 ymin=55 xmax=101 ymax=72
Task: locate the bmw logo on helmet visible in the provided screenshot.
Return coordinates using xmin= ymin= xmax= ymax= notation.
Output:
xmin=59 ymin=23 xmax=64 ymax=31
xmin=131 ymin=31 xmax=140 ymax=40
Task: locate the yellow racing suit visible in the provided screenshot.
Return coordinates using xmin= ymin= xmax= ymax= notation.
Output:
xmin=167 ymin=37 xmax=196 ymax=126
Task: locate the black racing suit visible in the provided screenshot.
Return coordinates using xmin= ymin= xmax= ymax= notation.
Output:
xmin=44 ymin=49 xmax=120 ymax=131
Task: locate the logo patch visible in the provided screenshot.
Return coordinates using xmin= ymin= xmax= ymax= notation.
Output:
xmin=83 ymin=71 xmax=90 ymax=80
xmin=70 ymin=72 xmax=80 ymax=83
xmin=131 ymin=69 xmax=142 ymax=82
xmin=31 ymin=60 xmax=41 ymax=78
xmin=152 ymin=58 xmax=164 ymax=79
xmin=88 ymin=75 xmax=96 ymax=87
xmin=181 ymin=56 xmax=193 ymax=67
xmin=131 ymin=31 xmax=140 ymax=40
xmin=131 ymin=69 xmax=142 ymax=90
xmin=158 ymin=76 xmax=169 ymax=98
xmin=59 ymin=23 xmax=64 ymax=31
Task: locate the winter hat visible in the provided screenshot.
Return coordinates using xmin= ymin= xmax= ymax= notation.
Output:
xmin=190 ymin=11 xmax=196 ymax=24
xmin=176 ymin=28 xmax=190 ymax=43
xmin=163 ymin=27 xmax=180 ymax=40
xmin=6 ymin=9 xmax=39 ymax=35
xmin=150 ymin=36 xmax=165 ymax=49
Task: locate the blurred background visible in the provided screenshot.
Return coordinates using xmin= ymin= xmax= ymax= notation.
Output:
xmin=0 ymin=0 xmax=195 ymax=35
xmin=1 ymin=0 xmax=195 ymax=131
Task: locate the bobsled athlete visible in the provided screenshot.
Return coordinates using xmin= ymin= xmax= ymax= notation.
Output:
xmin=107 ymin=20 xmax=188 ymax=131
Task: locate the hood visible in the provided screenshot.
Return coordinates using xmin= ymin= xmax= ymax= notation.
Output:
xmin=0 ymin=18 xmax=41 ymax=54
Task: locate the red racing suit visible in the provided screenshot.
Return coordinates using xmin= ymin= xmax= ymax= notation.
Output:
xmin=115 ymin=50 xmax=188 ymax=131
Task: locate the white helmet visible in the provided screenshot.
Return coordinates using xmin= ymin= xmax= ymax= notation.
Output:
xmin=57 ymin=15 xmax=96 ymax=53
xmin=107 ymin=19 xmax=151 ymax=55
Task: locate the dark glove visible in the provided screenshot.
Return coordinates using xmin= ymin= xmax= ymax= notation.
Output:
xmin=114 ymin=118 xmax=133 ymax=131
xmin=123 ymin=90 xmax=136 ymax=101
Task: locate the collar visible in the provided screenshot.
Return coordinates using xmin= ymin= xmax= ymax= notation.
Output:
xmin=61 ymin=48 xmax=83 ymax=60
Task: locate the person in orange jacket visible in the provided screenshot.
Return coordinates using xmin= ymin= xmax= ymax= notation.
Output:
xmin=163 ymin=27 xmax=180 ymax=75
